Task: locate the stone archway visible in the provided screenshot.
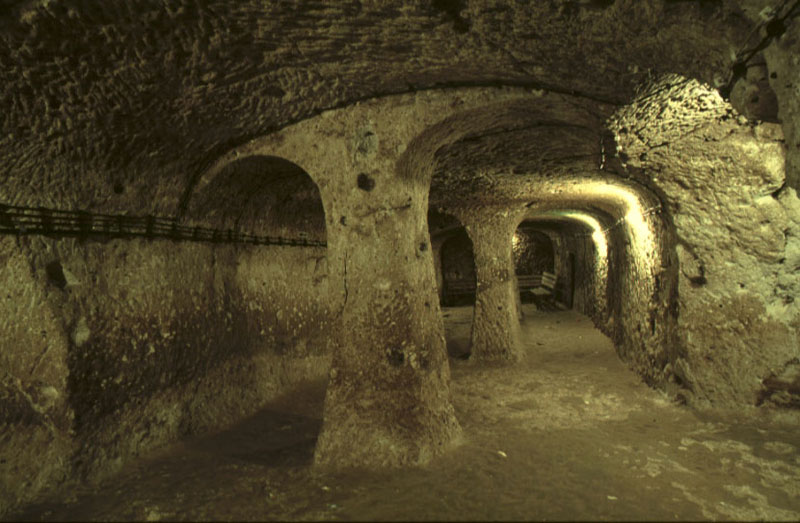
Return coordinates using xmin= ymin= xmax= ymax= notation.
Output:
xmin=188 ymin=88 xmax=554 ymax=468
xmin=183 ymin=155 xmax=327 ymax=243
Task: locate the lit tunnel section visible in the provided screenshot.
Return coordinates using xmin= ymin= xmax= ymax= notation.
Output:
xmin=4 ymin=11 xmax=800 ymax=512
xmin=517 ymin=210 xmax=610 ymax=317
xmin=513 ymin=176 xmax=678 ymax=386
xmin=429 ymin=167 xmax=678 ymax=380
xmin=512 ymin=226 xmax=556 ymax=306
xmin=557 ymin=211 xmax=608 ymax=262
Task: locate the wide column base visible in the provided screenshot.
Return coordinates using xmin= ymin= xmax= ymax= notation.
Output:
xmin=313 ymin=180 xmax=460 ymax=468
xmin=464 ymin=211 xmax=522 ymax=361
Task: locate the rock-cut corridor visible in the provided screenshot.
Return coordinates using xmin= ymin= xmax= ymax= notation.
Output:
xmin=11 ymin=306 xmax=800 ymax=521
xmin=2 ymin=1 xmax=800 ymax=520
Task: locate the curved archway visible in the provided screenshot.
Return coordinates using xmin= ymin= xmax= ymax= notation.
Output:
xmin=180 ymin=153 xmax=334 ymax=417
xmin=173 ymin=86 xmax=695 ymax=468
xmin=428 ymin=208 xmax=476 ymax=359
xmin=182 ymin=155 xmax=326 ymax=242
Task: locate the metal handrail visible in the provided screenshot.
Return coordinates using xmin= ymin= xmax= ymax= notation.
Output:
xmin=0 ymin=203 xmax=326 ymax=248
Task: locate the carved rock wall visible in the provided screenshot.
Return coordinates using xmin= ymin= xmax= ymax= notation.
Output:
xmin=0 ymin=236 xmax=333 ymax=515
xmin=610 ymin=76 xmax=800 ymax=406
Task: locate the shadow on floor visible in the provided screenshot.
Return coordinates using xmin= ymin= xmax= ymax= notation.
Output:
xmin=186 ymin=408 xmax=322 ymax=469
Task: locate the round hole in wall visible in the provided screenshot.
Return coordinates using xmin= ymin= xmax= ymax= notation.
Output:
xmin=357 ymin=173 xmax=375 ymax=192
xmin=45 ymin=261 xmax=67 ymax=289
xmin=387 ymin=347 xmax=404 ymax=366
xmin=766 ymin=18 xmax=785 ymax=38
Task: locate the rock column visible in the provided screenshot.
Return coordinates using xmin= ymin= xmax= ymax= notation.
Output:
xmin=313 ymin=171 xmax=460 ymax=468
xmin=462 ymin=210 xmax=523 ymax=361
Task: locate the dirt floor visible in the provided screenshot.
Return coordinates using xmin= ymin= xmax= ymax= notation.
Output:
xmin=10 ymin=305 xmax=800 ymax=521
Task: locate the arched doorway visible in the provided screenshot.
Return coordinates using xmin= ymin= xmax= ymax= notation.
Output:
xmin=440 ymin=229 xmax=477 ymax=307
xmin=184 ymin=155 xmax=327 ymax=243
xmin=181 ymin=153 xmax=332 ymax=392
xmin=513 ymin=225 xmax=556 ymax=306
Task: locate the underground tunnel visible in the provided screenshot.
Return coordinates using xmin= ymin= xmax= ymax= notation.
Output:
xmin=2 ymin=1 xmax=800 ymax=521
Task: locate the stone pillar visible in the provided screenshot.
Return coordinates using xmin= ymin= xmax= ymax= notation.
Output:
xmin=313 ymin=172 xmax=460 ymax=468
xmin=462 ymin=210 xmax=523 ymax=361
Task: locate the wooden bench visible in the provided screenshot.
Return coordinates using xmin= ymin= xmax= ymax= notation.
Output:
xmin=516 ymin=274 xmax=542 ymax=292
xmin=443 ymin=272 xmax=558 ymax=307
xmin=517 ymin=271 xmax=555 ymax=295
xmin=519 ymin=271 xmax=559 ymax=309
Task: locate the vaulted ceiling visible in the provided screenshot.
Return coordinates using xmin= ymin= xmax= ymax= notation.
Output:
xmin=0 ymin=0 xmax=775 ymax=215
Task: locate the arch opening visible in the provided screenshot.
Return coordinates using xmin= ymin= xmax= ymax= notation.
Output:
xmin=428 ymin=208 xmax=476 ymax=360
xmin=512 ymin=224 xmax=556 ymax=307
xmin=519 ymin=191 xmax=680 ymax=395
xmin=176 ymin=152 xmax=334 ymax=444
xmin=516 ymin=212 xmax=611 ymax=317
xmin=439 ymin=230 xmax=477 ymax=307
xmin=183 ymin=155 xmax=327 ymax=243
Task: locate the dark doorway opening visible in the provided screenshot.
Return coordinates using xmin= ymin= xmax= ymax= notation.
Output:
xmin=439 ymin=229 xmax=477 ymax=306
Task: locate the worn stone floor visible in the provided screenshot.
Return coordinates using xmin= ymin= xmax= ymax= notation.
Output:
xmin=9 ymin=305 xmax=800 ymax=521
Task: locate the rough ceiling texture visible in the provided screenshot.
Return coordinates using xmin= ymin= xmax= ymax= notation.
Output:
xmin=0 ymin=0 xmax=764 ymax=214
xmin=4 ymin=2 xmax=800 ymax=516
